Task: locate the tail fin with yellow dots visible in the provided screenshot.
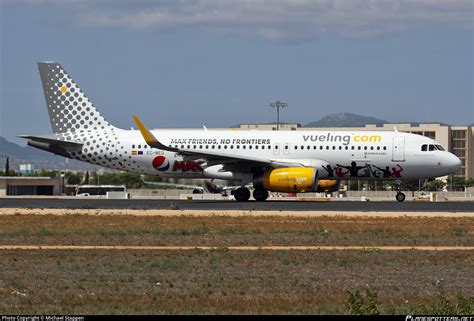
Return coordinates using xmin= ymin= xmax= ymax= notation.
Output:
xmin=37 ymin=62 xmax=115 ymax=133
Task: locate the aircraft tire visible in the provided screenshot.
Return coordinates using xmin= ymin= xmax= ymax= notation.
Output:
xmin=396 ymin=192 xmax=406 ymax=202
xmin=234 ymin=187 xmax=251 ymax=202
xmin=253 ymin=188 xmax=269 ymax=202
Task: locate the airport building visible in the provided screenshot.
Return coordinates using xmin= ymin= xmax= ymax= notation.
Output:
xmin=0 ymin=176 xmax=63 ymax=196
xmin=238 ymin=123 xmax=474 ymax=179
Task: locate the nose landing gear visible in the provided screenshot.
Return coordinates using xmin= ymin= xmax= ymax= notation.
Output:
xmin=395 ymin=180 xmax=406 ymax=202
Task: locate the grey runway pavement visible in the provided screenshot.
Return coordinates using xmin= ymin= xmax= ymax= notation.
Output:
xmin=1 ymin=198 xmax=473 ymax=212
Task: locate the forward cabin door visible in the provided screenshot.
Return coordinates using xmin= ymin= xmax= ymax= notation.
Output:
xmin=392 ymin=136 xmax=405 ymax=162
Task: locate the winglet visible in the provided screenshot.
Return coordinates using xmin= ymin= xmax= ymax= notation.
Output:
xmin=132 ymin=116 xmax=178 ymax=152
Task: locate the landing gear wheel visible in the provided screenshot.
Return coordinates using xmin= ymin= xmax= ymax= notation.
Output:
xmin=396 ymin=192 xmax=406 ymax=202
xmin=234 ymin=187 xmax=251 ymax=202
xmin=394 ymin=179 xmax=405 ymax=202
xmin=253 ymin=188 xmax=269 ymax=202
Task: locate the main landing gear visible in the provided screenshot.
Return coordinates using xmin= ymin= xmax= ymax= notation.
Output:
xmin=395 ymin=180 xmax=406 ymax=202
xmin=253 ymin=188 xmax=269 ymax=202
xmin=232 ymin=187 xmax=269 ymax=202
xmin=233 ymin=187 xmax=251 ymax=202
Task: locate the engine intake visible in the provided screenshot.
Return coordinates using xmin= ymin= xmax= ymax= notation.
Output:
xmin=254 ymin=168 xmax=318 ymax=193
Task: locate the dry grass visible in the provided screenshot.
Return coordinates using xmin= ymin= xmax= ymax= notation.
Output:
xmin=0 ymin=250 xmax=472 ymax=314
xmin=0 ymin=213 xmax=472 ymax=314
xmin=0 ymin=215 xmax=472 ymax=246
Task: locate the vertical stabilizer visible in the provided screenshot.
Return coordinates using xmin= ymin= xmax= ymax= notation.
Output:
xmin=37 ymin=62 xmax=114 ymax=133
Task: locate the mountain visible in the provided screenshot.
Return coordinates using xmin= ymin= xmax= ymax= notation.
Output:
xmin=304 ymin=113 xmax=388 ymax=128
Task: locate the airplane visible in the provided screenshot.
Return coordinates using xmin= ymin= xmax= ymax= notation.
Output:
xmin=20 ymin=62 xmax=461 ymax=202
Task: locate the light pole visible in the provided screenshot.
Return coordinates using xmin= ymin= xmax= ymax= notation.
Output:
xmin=270 ymin=100 xmax=288 ymax=131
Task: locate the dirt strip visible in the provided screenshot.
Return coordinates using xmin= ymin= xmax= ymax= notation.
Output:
xmin=0 ymin=245 xmax=473 ymax=251
xmin=1 ymin=208 xmax=473 ymax=217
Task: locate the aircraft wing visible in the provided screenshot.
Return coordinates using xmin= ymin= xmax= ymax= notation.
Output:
xmin=133 ymin=116 xmax=304 ymax=171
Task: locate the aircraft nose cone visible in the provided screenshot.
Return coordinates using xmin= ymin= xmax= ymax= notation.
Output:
xmin=447 ymin=153 xmax=462 ymax=172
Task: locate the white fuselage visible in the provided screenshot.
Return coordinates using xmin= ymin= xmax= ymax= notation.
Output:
xmin=67 ymin=128 xmax=461 ymax=182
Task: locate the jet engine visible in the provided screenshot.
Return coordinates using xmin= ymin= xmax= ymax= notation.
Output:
xmin=253 ymin=168 xmax=318 ymax=193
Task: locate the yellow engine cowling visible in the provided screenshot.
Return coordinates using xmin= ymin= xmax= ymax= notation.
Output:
xmin=254 ymin=168 xmax=318 ymax=193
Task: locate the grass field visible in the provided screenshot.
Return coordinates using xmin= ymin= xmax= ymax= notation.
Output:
xmin=0 ymin=213 xmax=473 ymax=314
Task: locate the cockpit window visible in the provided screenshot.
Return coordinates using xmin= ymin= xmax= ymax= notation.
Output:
xmin=422 ymin=144 xmax=443 ymax=152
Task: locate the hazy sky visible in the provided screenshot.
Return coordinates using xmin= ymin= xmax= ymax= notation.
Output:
xmin=1 ymin=0 xmax=473 ymax=144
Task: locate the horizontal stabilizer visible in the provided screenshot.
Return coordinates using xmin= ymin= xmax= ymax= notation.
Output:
xmin=18 ymin=135 xmax=83 ymax=148
xmin=18 ymin=135 xmax=83 ymax=157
